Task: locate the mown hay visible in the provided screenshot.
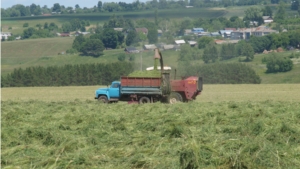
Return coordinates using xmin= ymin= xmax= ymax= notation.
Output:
xmin=1 ymin=101 xmax=300 ymax=168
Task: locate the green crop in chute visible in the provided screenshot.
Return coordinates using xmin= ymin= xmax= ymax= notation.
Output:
xmin=128 ymin=70 xmax=161 ymax=78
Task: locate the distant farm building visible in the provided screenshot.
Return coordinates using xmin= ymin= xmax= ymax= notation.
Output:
xmin=57 ymin=33 xmax=70 ymax=37
xmin=1 ymin=32 xmax=12 ymax=40
xmin=175 ymin=40 xmax=186 ymax=45
xmin=263 ymin=16 xmax=273 ymax=23
xmin=192 ymin=28 xmax=204 ymax=34
xmin=125 ymin=47 xmax=139 ymax=53
xmin=114 ymin=28 xmax=123 ymax=32
xmin=135 ymin=28 xmax=148 ymax=34
xmin=143 ymin=44 xmax=157 ymax=50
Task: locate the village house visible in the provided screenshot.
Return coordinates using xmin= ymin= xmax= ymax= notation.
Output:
xmin=75 ymin=31 xmax=90 ymax=36
xmin=56 ymin=33 xmax=71 ymax=37
xmin=1 ymin=32 xmax=12 ymax=40
xmin=135 ymin=28 xmax=148 ymax=35
xmin=143 ymin=44 xmax=157 ymax=50
xmin=184 ymin=29 xmax=192 ymax=35
xmin=175 ymin=40 xmax=186 ymax=45
xmin=124 ymin=47 xmax=139 ymax=53
xmin=219 ymin=30 xmax=233 ymax=38
xmin=113 ymin=28 xmax=123 ymax=32
xmin=230 ymin=26 xmax=278 ymax=40
xmin=157 ymin=30 xmax=163 ymax=37
xmin=192 ymin=28 xmax=204 ymax=34
xmin=198 ymin=32 xmax=210 ymax=37
xmin=187 ymin=41 xmax=197 ymax=47
xmin=210 ymin=32 xmax=220 ymax=37
xmin=263 ymin=16 xmax=273 ymax=23
xmin=163 ymin=44 xmax=175 ymax=50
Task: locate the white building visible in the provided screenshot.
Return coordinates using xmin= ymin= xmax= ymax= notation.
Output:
xmin=175 ymin=40 xmax=186 ymax=45
xmin=1 ymin=32 xmax=12 ymax=40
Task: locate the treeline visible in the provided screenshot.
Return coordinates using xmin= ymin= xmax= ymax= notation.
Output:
xmin=193 ymin=30 xmax=300 ymax=63
xmin=179 ymin=63 xmax=261 ymax=84
xmin=1 ymin=0 xmax=284 ymax=17
xmin=1 ymin=62 xmax=134 ymax=87
xmin=262 ymin=54 xmax=294 ymax=73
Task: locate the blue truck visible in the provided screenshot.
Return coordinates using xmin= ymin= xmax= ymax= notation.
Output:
xmin=94 ymin=48 xmax=202 ymax=104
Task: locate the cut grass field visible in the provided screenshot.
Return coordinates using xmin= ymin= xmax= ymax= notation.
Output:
xmin=1 ymin=85 xmax=300 ymax=168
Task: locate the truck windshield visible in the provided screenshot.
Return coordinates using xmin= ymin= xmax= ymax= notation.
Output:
xmin=111 ymin=83 xmax=119 ymax=88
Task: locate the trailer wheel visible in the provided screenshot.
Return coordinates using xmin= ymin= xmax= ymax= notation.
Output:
xmin=98 ymin=96 xmax=108 ymax=103
xmin=139 ymin=96 xmax=151 ymax=104
xmin=168 ymin=92 xmax=183 ymax=104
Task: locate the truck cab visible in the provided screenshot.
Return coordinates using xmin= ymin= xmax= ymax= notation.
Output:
xmin=95 ymin=81 xmax=121 ymax=103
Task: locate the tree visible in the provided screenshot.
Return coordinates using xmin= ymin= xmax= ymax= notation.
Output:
xmin=72 ymin=34 xmax=86 ymax=51
xmin=291 ymin=0 xmax=299 ymax=10
xmin=118 ymin=53 xmax=126 ymax=61
xmin=241 ymin=43 xmax=255 ymax=61
xmin=23 ymin=23 xmax=29 ymax=27
xmin=155 ymin=9 xmax=158 ymax=26
xmin=70 ymin=19 xmax=82 ymax=31
xmin=75 ymin=4 xmax=80 ymax=9
xmin=178 ymin=18 xmax=193 ymax=36
xmin=102 ymin=29 xmax=118 ymax=49
xmin=147 ymin=28 xmax=158 ymax=44
xmin=98 ymin=1 xmax=103 ymax=11
xmin=44 ymin=22 xmax=48 ymax=29
xmin=62 ymin=23 xmax=72 ymax=32
xmin=265 ymin=54 xmax=293 ymax=73
xmin=126 ymin=30 xmax=138 ymax=46
xmin=81 ymin=39 xmax=104 ymax=57
xmin=274 ymin=2 xmax=286 ymax=21
xmin=202 ymin=44 xmax=218 ymax=63
xmin=249 ymin=36 xmax=271 ymax=53
xmin=23 ymin=27 xmax=36 ymax=39
xmin=244 ymin=7 xmax=264 ymax=26
xmin=262 ymin=6 xmax=273 ymax=17
xmin=220 ymin=43 xmax=236 ymax=60
xmin=179 ymin=44 xmax=201 ymax=61
xmin=14 ymin=4 xmax=30 ymax=16
xmin=116 ymin=31 xmax=125 ymax=46
xmin=30 ymin=3 xmax=41 ymax=15
xmin=52 ymin=3 xmax=61 ymax=12
xmin=197 ymin=36 xmax=214 ymax=49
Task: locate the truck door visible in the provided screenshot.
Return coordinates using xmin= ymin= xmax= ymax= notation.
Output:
xmin=109 ymin=83 xmax=120 ymax=98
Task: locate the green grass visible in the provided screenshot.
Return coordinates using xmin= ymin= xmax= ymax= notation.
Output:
xmin=2 ymin=100 xmax=300 ymax=168
xmin=2 ymin=85 xmax=300 ymax=168
xmin=2 ymin=36 xmax=300 ymax=83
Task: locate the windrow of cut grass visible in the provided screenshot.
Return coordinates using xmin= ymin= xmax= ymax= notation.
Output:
xmin=1 ymin=100 xmax=300 ymax=168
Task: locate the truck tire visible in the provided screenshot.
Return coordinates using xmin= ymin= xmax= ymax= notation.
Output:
xmin=139 ymin=96 xmax=151 ymax=104
xmin=98 ymin=96 xmax=108 ymax=103
xmin=168 ymin=92 xmax=183 ymax=104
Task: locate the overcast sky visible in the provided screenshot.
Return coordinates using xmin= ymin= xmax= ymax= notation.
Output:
xmin=1 ymin=0 xmax=144 ymax=9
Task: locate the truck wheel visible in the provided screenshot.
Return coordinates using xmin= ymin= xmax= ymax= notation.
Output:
xmin=139 ymin=96 xmax=150 ymax=104
xmin=98 ymin=96 xmax=108 ymax=103
xmin=168 ymin=92 xmax=183 ymax=104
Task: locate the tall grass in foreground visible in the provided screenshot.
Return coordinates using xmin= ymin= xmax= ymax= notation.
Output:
xmin=2 ymin=100 xmax=300 ymax=168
